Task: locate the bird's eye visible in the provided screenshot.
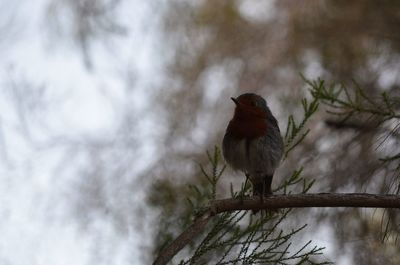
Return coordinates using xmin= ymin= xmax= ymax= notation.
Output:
xmin=251 ymin=101 xmax=257 ymax=107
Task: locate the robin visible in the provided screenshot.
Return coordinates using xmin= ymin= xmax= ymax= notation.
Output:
xmin=222 ymin=93 xmax=284 ymax=207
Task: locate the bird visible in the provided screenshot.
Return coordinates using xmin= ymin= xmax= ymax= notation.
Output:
xmin=222 ymin=93 xmax=284 ymax=207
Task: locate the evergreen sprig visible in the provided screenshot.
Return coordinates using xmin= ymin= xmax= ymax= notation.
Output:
xmin=303 ymin=76 xmax=400 ymax=245
xmin=284 ymin=94 xmax=319 ymax=158
xmin=305 ymin=77 xmax=400 ymax=121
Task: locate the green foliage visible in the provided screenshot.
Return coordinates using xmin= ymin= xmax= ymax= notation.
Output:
xmin=304 ymin=76 xmax=400 ymax=245
xmin=303 ymin=75 xmax=400 ymax=168
xmin=197 ymin=147 xmax=227 ymax=200
xmin=305 ymin=76 xmax=400 ymax=122
xmin=180 ymin=147 xmax=330 ymax=265
xmin=284 ymin=93 xmax=319 ymax=159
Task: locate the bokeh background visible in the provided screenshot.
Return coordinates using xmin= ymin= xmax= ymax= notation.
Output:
xmin=1 ymin=1 xmax=399 ymax=264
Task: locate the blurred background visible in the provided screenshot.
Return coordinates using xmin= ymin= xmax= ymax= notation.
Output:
xmin=1 ymin=0 xmax=399 ymax=264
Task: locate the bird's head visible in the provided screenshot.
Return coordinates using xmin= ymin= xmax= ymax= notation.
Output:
xmin=231 ymin=93 xmax=269 ymax=120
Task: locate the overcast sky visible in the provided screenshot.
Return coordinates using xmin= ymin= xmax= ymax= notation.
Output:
xmin=0 ymin=1 xmax=168 ymax=264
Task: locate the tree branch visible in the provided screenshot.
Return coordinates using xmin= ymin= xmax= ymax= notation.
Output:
xmin=210 ymin=193 xmax=400 ymax=212
xmin=153 ymin=193 xmax=400 ymax=265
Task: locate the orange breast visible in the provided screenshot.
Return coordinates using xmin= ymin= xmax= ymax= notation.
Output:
xmin=227 ymin=118 xmax=267 ymax=139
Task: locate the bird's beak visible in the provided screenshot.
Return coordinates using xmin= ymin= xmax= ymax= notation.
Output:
xmin=230 ymin=97 xmax=239 ymax=105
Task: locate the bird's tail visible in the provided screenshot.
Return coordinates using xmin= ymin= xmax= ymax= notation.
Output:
xmin=252 ymin=175 xmax=273 ymax=197
xmin=252 ymin=175 xmax=273 ymax=214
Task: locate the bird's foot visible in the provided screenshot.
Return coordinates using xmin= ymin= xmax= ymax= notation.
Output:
xmin=252 ymin=191 xmax=275 ymax=215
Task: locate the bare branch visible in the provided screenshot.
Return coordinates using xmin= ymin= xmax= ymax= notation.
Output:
xmin=210 ymin=193 xmax=400 ymax=212
xmin=153 ymin=193 xmax=400 ymax=265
